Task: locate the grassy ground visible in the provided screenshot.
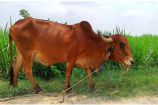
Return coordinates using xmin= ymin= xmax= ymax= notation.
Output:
xmin=1 ymin=66 xmax=158 ymax=99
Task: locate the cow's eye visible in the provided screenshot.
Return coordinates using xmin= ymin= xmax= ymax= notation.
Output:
xmin=120 ymin=42 xmax=125 ymax=49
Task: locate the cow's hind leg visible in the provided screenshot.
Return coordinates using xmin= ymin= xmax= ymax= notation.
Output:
xmin=12 ymin=47 xmax=23 ymax=87
xmin=23 ymin=54 xmax=42 ymax=93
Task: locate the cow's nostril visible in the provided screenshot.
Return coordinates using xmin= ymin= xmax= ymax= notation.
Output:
xmin=131 ymin=60 xmax=134 ymax=64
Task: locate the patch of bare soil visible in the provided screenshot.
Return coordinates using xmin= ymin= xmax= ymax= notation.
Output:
xmin=0 ymin=93 xmax=158 ymax=104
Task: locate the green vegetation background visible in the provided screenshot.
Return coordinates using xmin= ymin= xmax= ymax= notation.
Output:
xmin=0 ymin=20 xmax=158 ymax=98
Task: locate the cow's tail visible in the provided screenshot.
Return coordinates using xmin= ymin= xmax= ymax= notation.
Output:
xmin=9 ymin=28 xmax=14 ymax=86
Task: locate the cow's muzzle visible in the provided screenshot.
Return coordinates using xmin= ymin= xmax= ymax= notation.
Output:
xmin=124 ymin=57 xmax=134 ymax=68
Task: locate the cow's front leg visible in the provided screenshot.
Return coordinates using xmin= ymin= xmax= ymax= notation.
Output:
xmin=64 ymin=62 xmax=74 ymax=93
xmin=86 ymin=68 xmax=95 ymax=89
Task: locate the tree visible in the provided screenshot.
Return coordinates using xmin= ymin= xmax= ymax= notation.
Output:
xmin=19 ymin=9 xmax=31 ymax=19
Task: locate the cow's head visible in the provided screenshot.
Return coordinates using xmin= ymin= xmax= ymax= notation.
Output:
xmin=108 ymin=34 xmax=134 ymax=69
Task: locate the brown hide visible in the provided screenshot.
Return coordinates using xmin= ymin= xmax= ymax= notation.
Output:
xmin=9 ymin=18 xmax=112 ymax=92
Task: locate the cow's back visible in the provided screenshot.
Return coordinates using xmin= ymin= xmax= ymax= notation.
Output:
xmin=10 ymin=18 xmax=92 ymax=65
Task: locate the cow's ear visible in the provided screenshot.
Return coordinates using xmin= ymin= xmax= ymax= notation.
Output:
xmin=120 ymin=42 xmax=125 ymax=49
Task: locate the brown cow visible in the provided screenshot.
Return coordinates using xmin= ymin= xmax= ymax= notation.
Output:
xmin=9 ymin=18 xmax=133 ymax=93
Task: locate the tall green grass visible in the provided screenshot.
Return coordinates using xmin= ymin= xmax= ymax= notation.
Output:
xmin=0 ymin=24 xmax=11 ymax=79
xmin=127 ymin=35 xmax=158 ymax=68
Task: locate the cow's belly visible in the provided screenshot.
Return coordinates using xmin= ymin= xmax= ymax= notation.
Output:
xmin=75 ymin=58 xmax=88 ymax=68
xmin=33 ymin=51 xmax=66 ymax=66
xmin=75 ymin=58 xmax=102 ymax=69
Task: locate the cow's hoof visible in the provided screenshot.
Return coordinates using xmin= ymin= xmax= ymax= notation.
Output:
xmin=89 ymin=83 xmax=95 ymax=90
xmin=34 ymin=85 xmax=43 ymax=94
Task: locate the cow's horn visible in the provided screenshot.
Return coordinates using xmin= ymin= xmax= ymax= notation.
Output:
xmin=101 ymin=35 xmax=113 ymax=42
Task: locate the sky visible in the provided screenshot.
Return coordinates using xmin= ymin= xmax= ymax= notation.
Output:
xmin=0 ymin=0 xmax=158 ymax=36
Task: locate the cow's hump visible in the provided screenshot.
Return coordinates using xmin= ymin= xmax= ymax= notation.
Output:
xmin=80 ymin=21 xmax=93 ymax=33
xmin=79 ymin=21 xmax=101 ymax=41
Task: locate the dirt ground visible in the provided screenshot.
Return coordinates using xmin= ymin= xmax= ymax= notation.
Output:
xmin=0 ymin=93 xmax=158 ymax=104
